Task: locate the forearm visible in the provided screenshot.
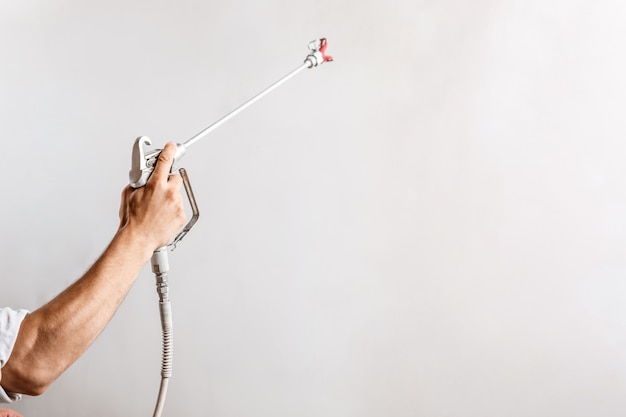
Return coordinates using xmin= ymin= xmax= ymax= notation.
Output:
xmin=1 ymin=226 xmax=153 ymax=395
xmin=0 ymin=143 xmax=185 ymax=397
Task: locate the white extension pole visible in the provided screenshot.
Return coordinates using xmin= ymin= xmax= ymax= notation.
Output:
xmin=184 ymin=63 xmax=309 ymax=148
xmin=183 ymin=37 xmax=332 ymax=149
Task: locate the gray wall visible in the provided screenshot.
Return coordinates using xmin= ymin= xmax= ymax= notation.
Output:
xmin=2 ymin=1 xmax=626 ymax=416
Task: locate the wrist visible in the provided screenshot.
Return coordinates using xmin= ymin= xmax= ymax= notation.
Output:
xmin=113 ymin=225 xmax=157 ymax=264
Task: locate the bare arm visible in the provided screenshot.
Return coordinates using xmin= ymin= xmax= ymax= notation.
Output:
xmin=0 ymin=143 xmax=186 ymax=396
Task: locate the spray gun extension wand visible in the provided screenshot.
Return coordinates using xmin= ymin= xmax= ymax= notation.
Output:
xmin=184 ymin=38 xmax=333 ymax=149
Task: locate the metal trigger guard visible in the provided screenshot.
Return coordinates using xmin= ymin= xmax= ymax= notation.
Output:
xmin=169 ymin=167 xmax=199 ymax=250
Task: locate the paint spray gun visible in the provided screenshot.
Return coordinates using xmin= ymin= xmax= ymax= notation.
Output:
xmin=127 ymin=39 xmax=333 ymax=417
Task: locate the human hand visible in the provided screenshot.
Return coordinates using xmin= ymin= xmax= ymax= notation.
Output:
xmin=0 ymin=409 xmax=25 ymax=417
xmin=119 ymin=142 xmax=187 ymax=251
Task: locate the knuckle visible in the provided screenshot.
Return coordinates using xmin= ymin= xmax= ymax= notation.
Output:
xmin=143 ymin=181 xmax=158 ymax=194
xmin=164 ymin=186 xmax=179 ymax=200
xmin=157 ymin=152 xmax=172 ymax=166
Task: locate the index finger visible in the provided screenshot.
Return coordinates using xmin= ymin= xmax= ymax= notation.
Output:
xmin=150 ymin=142 xmax=178 ymax=184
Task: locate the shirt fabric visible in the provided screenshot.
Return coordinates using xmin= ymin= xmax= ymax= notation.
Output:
xmin=0 ymin=308 xmax=29 ymax=403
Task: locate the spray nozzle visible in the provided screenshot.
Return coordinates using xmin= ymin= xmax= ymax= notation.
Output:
xmin=304 ymin=38 xmax=333 ymax=68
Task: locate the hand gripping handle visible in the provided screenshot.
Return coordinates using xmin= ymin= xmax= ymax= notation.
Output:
xmin=128 ymin=137 xmax=199 ymax=249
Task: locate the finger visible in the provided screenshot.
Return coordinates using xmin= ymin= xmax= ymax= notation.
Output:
xmin=150 ymin=142 xmax=177 ymax=184
xmin=0 ymin=411 xmax=24 ymax=417
xmin=167 ymin=172 xmax=184 ymax=187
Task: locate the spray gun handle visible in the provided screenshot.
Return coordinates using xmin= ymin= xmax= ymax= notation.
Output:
xmin=128 ymin=137 xmax=200 ymax=249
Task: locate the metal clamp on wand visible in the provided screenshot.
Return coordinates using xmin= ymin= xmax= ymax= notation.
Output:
xmin=127 ymin=38 xmax=332 ymax=417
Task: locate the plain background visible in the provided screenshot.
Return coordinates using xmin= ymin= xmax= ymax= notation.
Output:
xmin=2 ymin=0 xmax=626 ymax=416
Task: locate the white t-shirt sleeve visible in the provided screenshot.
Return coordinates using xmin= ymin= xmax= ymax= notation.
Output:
xmin=0 ymin=308 xmax=29 ymax=403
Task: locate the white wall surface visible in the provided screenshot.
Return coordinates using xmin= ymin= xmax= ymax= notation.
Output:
xmin=2 ymin=0 xmax=626 ymax=416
